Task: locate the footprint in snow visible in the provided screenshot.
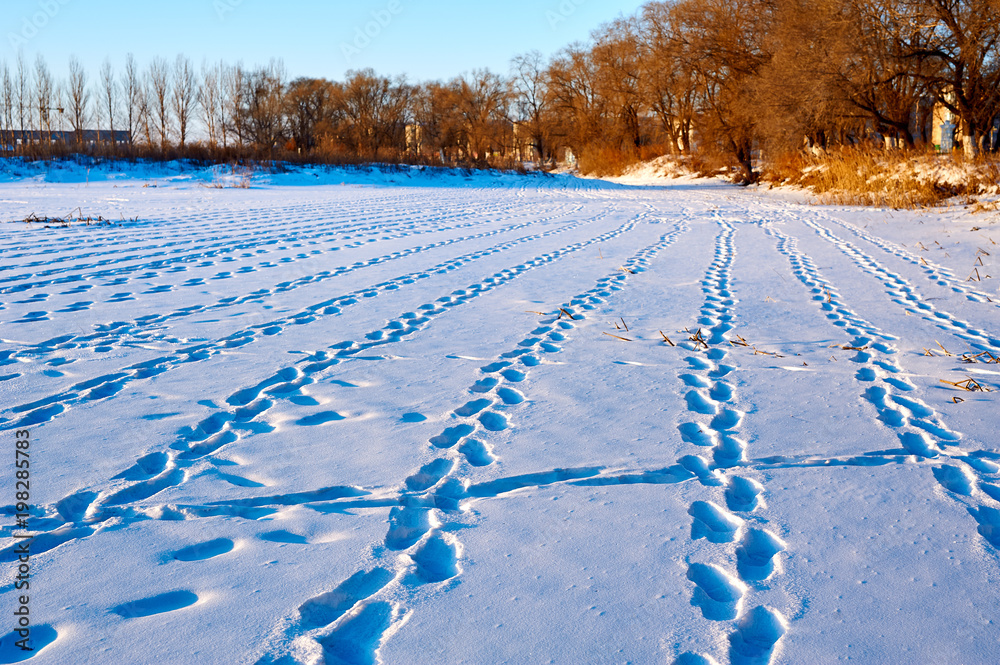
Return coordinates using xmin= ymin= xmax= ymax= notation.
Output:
xmin=112 ymin=590 xmax=199 ymax=618
xmin=0 ymin=624 xmax=58 ymax=662
xmin=172 ymin=538 xmax=235 ymax=562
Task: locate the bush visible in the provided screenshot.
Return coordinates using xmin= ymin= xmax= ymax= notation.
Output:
xmin=762 ymin=147 xmax=1000 ymax=209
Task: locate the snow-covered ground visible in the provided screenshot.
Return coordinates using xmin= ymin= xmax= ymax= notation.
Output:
xmin=1 ymin=162 xmax=999 ymax=664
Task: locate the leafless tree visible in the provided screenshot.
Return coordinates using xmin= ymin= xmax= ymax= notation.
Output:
xmin=148 ymin=57 xmax=171 ymax=150
xmin=224 ymin=62 xmax=247 ymax=147
xmin=172 ymin=55 xmax=197 ymax=146
xmin=137 ymin=78 xmax=153 ymax=147
xmin=638 ymin=2 xmax=698 ymax=152
xmin=14 ymin=53 xmax=30 ymax=134
xmin=34 ymin=56 xmax=55 ymax=141
xmin=452 ymin=69 xmax=511 ymax=164
xmin=122 ymin=54 xmax=142 ymax=146
xmin=0 ymin=62 xmax=11 ymax=148
xmin=334 ymin=68 xmax=411 ymax=157
xmin=548 ymin=45 xmax=609 ymax=153
xmin=591 ymin=17 xmax=645 ymax=149
xmin=285 ymin=77 xmax=336 ymax=151
xmin=242 ymin=60 xmax=286 ymax=150
xmin=98 ymin=58 xmax=119 ymax=145
xmin=200 ymin=60 xmax=223 ymax=147
xmin=510 ymin=51 xmax=553 ymax=162
xmin=411 ymin=81 xmax=463 ymax=160
xmin=67 ymin=56 xmax=90 ymax=143
xmin=671 ymin=0 xmax=776 ymax=182
xmin=896 ymin=0 xmax=1000 ymax=154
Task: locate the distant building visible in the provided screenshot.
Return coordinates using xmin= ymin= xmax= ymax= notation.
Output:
xmin=925 ymin=89 xmax=999 ymax=153
xmin=930 ymin=98 xmax=960 ymax=152
xmin=405 ymin=123 xmax=424 ymax=154
xmin=1 ymin=129 xmax=131 ymax=150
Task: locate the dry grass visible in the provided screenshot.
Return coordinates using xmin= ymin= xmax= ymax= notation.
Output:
xmin=0 ymin=141 xmax=538 ymax=174
xmin=762 ymin=147 xmax=1000 ymax=209
xmin=16 ymin=207 xmax=127 ymax=228
xmin=577 ymin=146 xmax=643 ymax=177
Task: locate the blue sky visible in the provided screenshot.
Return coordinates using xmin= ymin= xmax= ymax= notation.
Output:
xmin=5 ymin=0 xmax=645 ymax=81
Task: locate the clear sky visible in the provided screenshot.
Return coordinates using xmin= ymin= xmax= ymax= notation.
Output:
xmin=4 ymin=0 xmax=646 ymax=81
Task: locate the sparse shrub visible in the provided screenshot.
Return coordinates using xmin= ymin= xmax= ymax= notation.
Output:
xmin=761 ymin=147 xmax=1000 ymax=209
xmin=577 ymin=145 xmax=643 ymax=177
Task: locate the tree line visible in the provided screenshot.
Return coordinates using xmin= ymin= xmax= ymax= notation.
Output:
xmin=2 ymin=1 xmax=999 ymax=181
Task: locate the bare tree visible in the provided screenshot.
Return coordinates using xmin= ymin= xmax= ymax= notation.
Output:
xmin=638 ymin=2 xmax=698 ymax=153
xmin=670 ymin=0 xmax=776 ymax=183
xmin=200 ymin=60 xmax=223 ymax=147
xmin=137 ymin=77 xmax=153 ymax=148
xmin=411 ymin=81 xmax=463 ymax=161
xmin=122 ymin=54 xmax=142 ymax=147
xmin=334 ymin=68 xmax=411 ymax=157
xmin=0 ymin=61 xmax=11 ymax=149
xmin=67 ymin=55 xmax=90 ymax=144
xmin=242 ymin=60 xmax=286 ymax=150
xmin=592 ymin=17 xmax=646 ymax=150
xmin=895 ymin=0 xmax=1000 ymax=154
xmin=172 ymin=55 xmax=197 ymax=147
xmin=98 ymin=58 xmax=119 ymax=146
xmin=826 ymin=1 xmax=933 ymax=148
xmin=224 ymin=62 xmax=246 ymax=147
xmin=14 ymin=53 xmax=30 ymax=135
xmin=452 ymin=69 xmax=510 ymax=164
xmin=285 ymin=77 xmax=336 ymax=152
xmin=34 ymin=55 xmax=55 ymax=142
xmin=510 ymin=51 xmax=553 ymax=162
xmin=548 ymin=45 xmax=609 ymax=154
xmin=148 ymin=57 xmax=171 ymax=151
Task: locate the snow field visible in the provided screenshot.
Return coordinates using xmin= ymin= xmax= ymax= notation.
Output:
xmin=0 ymin=168 xmax=998 ymax=663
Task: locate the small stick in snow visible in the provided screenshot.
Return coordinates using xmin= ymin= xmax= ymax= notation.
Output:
xmin=525 ymin=311 xmax=548 ymax=316
xmin=620 ymin=317 xmax=629 ymax=332
xmin=620 ymin=266 xmax=636 ymax=274
xmin=599 ymin=247 xmax=604 ymax=259
xmin=940 ymin=377 xmax=990 ymax=392
xmin=688 ymin=329 xmax=709 ymax=350
xmin=936 ymin=340 xmax=953 ymax=356
xmin=959 ymin=351 xmax=998 ymax=364
xmin=953 ymin=396 xmax=965 ymax=403
xmin=558 ymin=308 xmax=577 ymax=320
xmin=659 ymin=331 xmax=675 ymax=347
xmin=603 ymin=332 xmax=632 ymax=342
